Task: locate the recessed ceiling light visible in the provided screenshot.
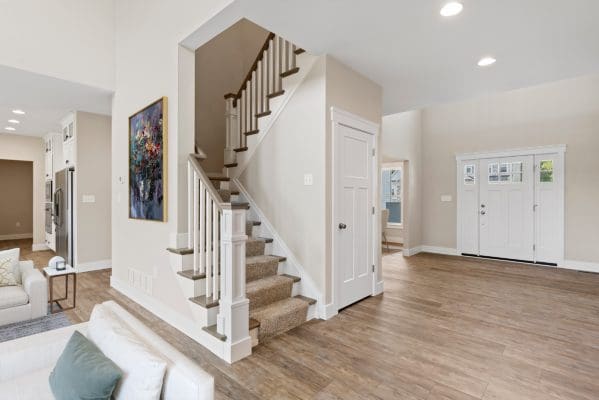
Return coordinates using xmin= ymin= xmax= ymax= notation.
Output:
xmin=8 ymin=119 xmax=20 ymax=124
xmin=5 ymin=126 xmax=16 ymax=131
xmin=440 ymin=2 xmax=463 ymax=17
xmin=478 ymin=57 xmax=497 ymax=67
xmin=12 ymin=109 xmax=25 ymax=115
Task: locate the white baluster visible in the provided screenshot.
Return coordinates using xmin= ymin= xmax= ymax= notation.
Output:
xmin=257 ymin=61 xmax=262 ymax=115
xmin=213 ymin=206 xmax=219 ymax=302
xmin=187 ymin=162 xmax=193 ymax=249
xmin=199 ymin=181 xmax=205 ymax=273
xmin=291 ymin=44 xmax=297 ymax=69
xmin=193 ymin=172 xmax=199 ymax=272
xmin=206 ymin=197 xmax=213 ymax=298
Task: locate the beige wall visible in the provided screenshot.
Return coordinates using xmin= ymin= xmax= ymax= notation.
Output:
xmin=76 ymin=112 xmax=112 ymax=264
xmin=195 ymin=19 xmax=269 ymax=172
xmin=382 ymin=110 xmax=423 ymax=251
xmin=0 ymin=160 xmax=33 ymax=238
xmin=240 ymin=56 xmax=327 ymax=298
xmin=0 ymin=134 xmax=45 ymax=247
xmin=112 ymin=0 xmax=232 ymax=319
xmin=387 ymin=73 xmax=599 ymax=263
xmin=325 ymin=56 xmax=383 ymax=303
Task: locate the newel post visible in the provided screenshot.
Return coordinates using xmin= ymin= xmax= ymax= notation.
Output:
xmin=217 ymin=203 xmax=251 ymax=363
xmin=224 ymin=94 xmax=238 ymax=168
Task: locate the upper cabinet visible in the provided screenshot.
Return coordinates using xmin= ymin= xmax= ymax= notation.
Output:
xmin=61 ymin=113 xmax=76 ymax=167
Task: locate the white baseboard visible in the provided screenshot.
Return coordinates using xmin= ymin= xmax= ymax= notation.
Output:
xmin=110 ymin=276 xmax=227 ymax=360
xmin=403 ymin=246 xmax=422 ymax=256
xmin=561 ymin=259 xmax=599 ymax=273
xmin=373 ymin=280 xmax=384 ymax=295
xmin=0 ymin=233 xmax=33 ymax=241
xmin=31 ymin=243 xmax=49 ymax=252
xmin=319 ymin=302 xmax=338 ymax=320
xmin=421 ymin=246 xmax=459 ymax=256
xmin=77 ymin=259 xmax=112 ymax=273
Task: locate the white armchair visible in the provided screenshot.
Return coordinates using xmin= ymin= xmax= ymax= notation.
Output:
xmin=0 ymin=261 xmax=48 ymax=326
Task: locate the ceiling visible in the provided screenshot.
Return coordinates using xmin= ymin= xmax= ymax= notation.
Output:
xmin=0 ymin=65 xmax=112 ymax=137
xmin=186 ymin=0 xmax=599 ymax=114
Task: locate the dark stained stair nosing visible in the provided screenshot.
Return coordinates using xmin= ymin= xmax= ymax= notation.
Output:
xmin=281 ymin=67 xmax=300 ymax=78
xmin=232 ymin=202 xmax=250 ymax=210
xmin=207 ymin=175 xmax=230 ymax=182
xmin=267 ymin=90 xmax=285 ymax=99
xmin=177 ymin=269 xmax=206 ymax=280
xmin=202 ymin=324 xmax=226 ymax=341
xmin=244 ymin=129 xmax=260 ymax=136
xmin=294 ymin=48 xmax=305 ymax=55
xmin=256 ymin=110 xmax=271 ymax=118
xmin=224 ymin=162 xmax=238 ymax=168
xmin=294 ymin=295 xmax=317 ymax=305
xmin=258 ymin=237 xmax=273 ymax=243
xmin=268 ymin=255 xmax=287 ymax=262
xmin=167 ymin=247 xmax=193 ymax=255
xmin=234 ymin=147 xmax=248 ymax=152
xmin=281 ymin=273 xmax=301 ymax=283
xmin=249 ymin=318 xmax=260 ymax=330
xmin=189 ymin=295 xmax=220 ymax=309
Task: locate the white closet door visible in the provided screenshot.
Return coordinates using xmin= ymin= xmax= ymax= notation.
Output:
xmin=534 ymin=154 xmax=562 ymax=264
xmin=458 ymin=160 xmax=479 ymax=255
xmin=479 ymin=156 xmax=534 ymax=261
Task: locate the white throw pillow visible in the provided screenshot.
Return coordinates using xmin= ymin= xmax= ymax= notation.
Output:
xmin=0 ymin=248 xmax=20 ymax=284
xmin=0 ymin=258 xmax=18 ymax=287
xmin=88 ymin=305 xmax=167 ymax=400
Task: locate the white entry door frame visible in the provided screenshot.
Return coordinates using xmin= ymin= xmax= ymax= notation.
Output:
xmin=456 ymin=145 xmax=566 ymax=265
xmin=331 ymin=107 xmax=380 ymax=312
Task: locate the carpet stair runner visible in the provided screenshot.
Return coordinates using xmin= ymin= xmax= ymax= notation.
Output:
xmin=210 ymin=177 xmax=315 ymax=343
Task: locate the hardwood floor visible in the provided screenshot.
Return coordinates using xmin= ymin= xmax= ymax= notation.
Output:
xmin=3 ymin=239 xmax=599 ymax=399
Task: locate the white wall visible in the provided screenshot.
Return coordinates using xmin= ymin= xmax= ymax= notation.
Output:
xmin=0 ymin=134 xmax=45 ymax=248
xmin=112 ymin=0 xmax=232 ymax=318
xmin=382 ymin=110 xmax=423 ymax=252
xmin=0 ymin=0 xmax=116 ymax=91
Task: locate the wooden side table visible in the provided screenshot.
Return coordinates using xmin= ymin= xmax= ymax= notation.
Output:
xmin=43 ymin=265 xmax=77 ymax=314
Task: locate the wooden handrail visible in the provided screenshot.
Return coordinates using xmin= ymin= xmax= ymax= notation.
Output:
xmin=227 ymin=32 xmax=275 ymax=104
xmin=188 ymin=154 xmax=225 ymax=207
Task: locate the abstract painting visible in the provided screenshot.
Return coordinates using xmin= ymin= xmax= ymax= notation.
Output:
xmin=129 ymin=97 xmax=167 ymax=221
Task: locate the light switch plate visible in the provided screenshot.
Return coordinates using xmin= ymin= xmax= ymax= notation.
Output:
xmin=304 ymin=174 xmax=313 ymax=186
xmin=82 ymin=195 xmax=96 ymax=203
xmin=441 ymin=195 xmax=452 ymax=202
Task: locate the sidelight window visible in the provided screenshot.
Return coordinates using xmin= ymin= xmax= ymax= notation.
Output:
xmin=540 ymin=160 xmax=554 ymax=182
xmin=464 ymin=164 xmax=475 ymax=185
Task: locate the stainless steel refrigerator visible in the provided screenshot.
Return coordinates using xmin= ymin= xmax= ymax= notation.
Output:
xmin=54 ymin=168 xmax=74 ymax=266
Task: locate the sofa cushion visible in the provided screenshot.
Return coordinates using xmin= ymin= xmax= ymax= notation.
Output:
xmin=88 ymin=306 xmax=167 ymax=400
xmin=0 ymin=258 xmax=18 ymax=287
xmin=0 ymin=365 xmax=55 ymax=400
xmin=0 ymin=285 xmax=28 ymax=310
xmin=0 ymin=248 xmax=21 ymax=284
xmin=49 ymin=330 xmax=122 ymax=400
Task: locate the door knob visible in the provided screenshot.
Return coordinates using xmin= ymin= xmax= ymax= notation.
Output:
xmin=338 ymin=223 xmax=347 ymax=230
xmin=480 ymin=210 xmax=486 ymax=215
xmin=481 ymin=204 xmax=486 ymax=208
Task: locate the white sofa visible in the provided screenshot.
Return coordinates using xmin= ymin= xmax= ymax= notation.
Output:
xmin=0 ymin=260 xmax=48 ymax=326
xmin=0 ymin=301 xmax=214 ymax=400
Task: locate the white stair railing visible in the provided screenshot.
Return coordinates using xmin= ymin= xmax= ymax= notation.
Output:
xmin=187 ymin=155 xmax=249 ymax=358
xmin=224 ymin=33 xmax=300 ymax=160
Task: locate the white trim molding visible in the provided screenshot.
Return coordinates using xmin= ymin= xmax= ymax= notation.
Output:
xmin=421 ymin=246 xmax=459 ymax=256
xmin=31 ymin=243 xmax=49 ymax=252
xmin=403 ymin=246 xmax=422 ymax=256
xmin=77 ymin=259 xmax=112 ymax=273
xmin=560 ymin=260 xmax=599 ymax=274
xmin=456 ymin=144 xmax=566 ymax=161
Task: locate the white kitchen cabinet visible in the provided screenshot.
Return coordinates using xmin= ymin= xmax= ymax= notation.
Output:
xmin=61 ymin=113 xmax=76 ymax=167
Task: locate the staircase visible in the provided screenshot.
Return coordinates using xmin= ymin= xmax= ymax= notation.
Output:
xmin=167 ymin=32 xmax=317 ymax=363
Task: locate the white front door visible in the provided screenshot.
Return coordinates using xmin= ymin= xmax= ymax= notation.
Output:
xmin=335 ymin=123 xmax=375 ymax=309
xmin=479 ymin=156 xmax=535 ymax=261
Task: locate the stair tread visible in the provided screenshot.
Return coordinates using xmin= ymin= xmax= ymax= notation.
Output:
xmin=246 ymin=274 xmax=294 ymax=294
xmin=224 ymin=162 xmax=238 ymax=168
xmin=189 ymin=295 xmax=219 ymax=309
xmin=177 ymin=269 xmax=206 ymax=280
xmin=249 ymin=220 xmax=261 ymax=226
xmin=234 ymin=147 xmax=248 ymax=152
xmin=281 ymin=273 xmax=301 ymax=283
xmin=256 ymin=110 xmax=271 ymax=118
xmin=281 ymin=67 xmax=300 ymax=78
xmin=244 ymin=129 xmax=260 ymax=136
xmin=232 ymin=202 xmax=250 ymax=209
xmin=167 ymin=247 xmax=193 ymax=255
xmin=294 ymin=295 xmax=317 ymax=305
xmin=250 ymin=297 xmax=309 ymax=323
xmin=206 ymin=173 xmax=230 ymax=181
xmin=246 ymin=254 xmax=283 ymax=265
xmin=267 ymin=90 xmax=285 ymax=99
xmin=249 ymin=317 xmax=260 ymax=330
xmin=202 ymin=324 xmax=226 ymax=341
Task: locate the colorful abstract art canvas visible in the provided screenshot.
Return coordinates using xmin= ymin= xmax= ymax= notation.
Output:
xmin=129 ymin=97 xmax=167 ymax=221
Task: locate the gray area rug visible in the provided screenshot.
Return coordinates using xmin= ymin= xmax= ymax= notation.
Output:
xmin=0 ymin=310 xmax=72 ymax=343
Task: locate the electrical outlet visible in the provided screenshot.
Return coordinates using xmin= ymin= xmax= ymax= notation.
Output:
xmin=441 ymin=195 xmax=452 ymax=202
xmin=304 ymin=173 xmax=313 ymax=186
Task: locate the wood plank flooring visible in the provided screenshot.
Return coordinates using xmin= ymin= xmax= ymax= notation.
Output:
xmin=2 ymin=239 xmax=599 ymax=399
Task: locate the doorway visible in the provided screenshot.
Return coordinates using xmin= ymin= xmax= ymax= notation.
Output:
xmin=332 ymin=108 xmax=378 ymax=310
xmin=457 ymin=146 xmax=565 ymax=265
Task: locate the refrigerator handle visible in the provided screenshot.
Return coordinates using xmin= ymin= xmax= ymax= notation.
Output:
xmin=54 ymin=189 xmax=62 ymax=227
